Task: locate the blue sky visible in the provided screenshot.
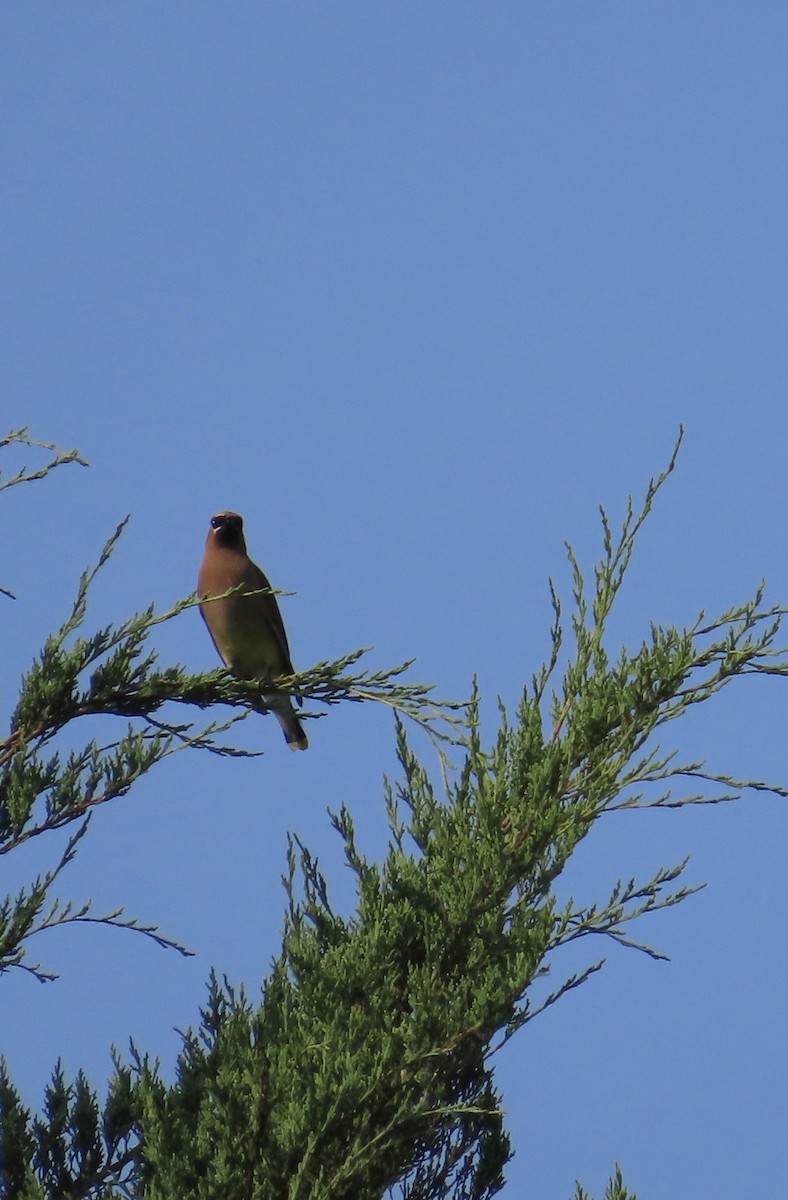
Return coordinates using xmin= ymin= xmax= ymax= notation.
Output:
xmin=2 ymin=5 xmax=787 ymax=1197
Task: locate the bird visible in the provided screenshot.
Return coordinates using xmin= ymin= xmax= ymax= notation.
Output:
xmin=198 ymin=511 xmax=308 ymax=750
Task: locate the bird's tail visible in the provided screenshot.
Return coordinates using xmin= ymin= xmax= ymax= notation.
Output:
xmin=266 ymin=694 xmax=309 ymax=751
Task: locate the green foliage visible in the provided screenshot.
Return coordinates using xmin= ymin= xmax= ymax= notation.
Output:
xmin=0 ymin=1057 xmax=137 ymax=1200
xmin=573 ymin=1166 xmax=636 ymax=1200
xmin=0 ymin=1065 xmax=42 ymax=1199
xmin=2 ymin=428 xmax=786 ymax=1198
xmin=0 ymin=431 xmax=461 ymax=983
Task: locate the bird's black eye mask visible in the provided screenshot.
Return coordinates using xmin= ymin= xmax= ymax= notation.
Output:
xmin=211 ymin=514 xmax=242 ymax=530
xmin=210 ymin=513 xmax=244 ymax=545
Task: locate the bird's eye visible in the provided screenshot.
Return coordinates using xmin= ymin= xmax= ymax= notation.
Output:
xmin=210 ymin=517 xmax=221 ymax=529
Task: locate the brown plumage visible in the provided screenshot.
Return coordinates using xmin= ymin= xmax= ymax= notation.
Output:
xmin=198 ymin=512 xmax=308 ymax=751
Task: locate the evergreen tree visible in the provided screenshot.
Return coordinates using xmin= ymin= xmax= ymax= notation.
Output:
xmin=1 ymin=428 xmax=783 ymax=1199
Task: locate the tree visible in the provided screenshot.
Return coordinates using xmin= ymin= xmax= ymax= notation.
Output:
xmin=1 ymin=428 xmax=784 ymax=1199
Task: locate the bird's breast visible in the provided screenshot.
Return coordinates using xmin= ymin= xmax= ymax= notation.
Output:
xmin=202 ymin=590 xmax=285 ymax=679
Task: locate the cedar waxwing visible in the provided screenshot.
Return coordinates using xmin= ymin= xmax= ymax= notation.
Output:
xmin=198 ymin=512 xmax=308 ymax=751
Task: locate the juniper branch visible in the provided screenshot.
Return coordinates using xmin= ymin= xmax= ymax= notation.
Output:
xmin=0 ymin=429 xmax=89 ymax=599
xmin=0 ymin=428 xmax=89 ymax=493
xmin=0 ymin=818 xmax=191 ymax=981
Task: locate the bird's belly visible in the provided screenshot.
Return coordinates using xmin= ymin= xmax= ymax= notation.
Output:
xmin=214 ymin=598 xmax=283 ymax=679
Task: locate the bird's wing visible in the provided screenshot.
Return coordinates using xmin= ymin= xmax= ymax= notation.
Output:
xmin=245 ymin=560 xmax=297 ymax=676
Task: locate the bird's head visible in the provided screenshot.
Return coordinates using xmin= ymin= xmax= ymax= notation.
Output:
xmin=207 ymin=511 xmax=246 ymax=551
